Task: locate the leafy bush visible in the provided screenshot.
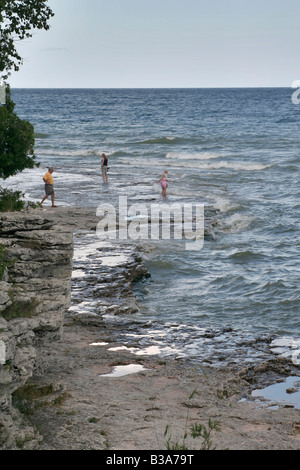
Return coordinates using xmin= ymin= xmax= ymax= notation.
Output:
xmin=0 ymin=85 xmax=38 ymax=179
xmin=0 ymin=187 xmax=25 ymax=212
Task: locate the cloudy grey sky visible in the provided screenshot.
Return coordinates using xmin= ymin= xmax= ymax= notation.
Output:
xmin=9 ymin=0 xmax=300 ymax=88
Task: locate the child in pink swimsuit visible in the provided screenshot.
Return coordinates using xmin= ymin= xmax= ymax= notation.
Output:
xmin=157 ymin=170 xmax=171 ymax=196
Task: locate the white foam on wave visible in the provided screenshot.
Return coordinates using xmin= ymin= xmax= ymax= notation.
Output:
xmin=126 ymin=157 xmax=272 ymax=172
xmin=0 ymin=166 xmax=94 ymax=196
xmin=172 ymin=160 xmax=272 ymax=171
xmin=166 ymin=151 xmax=223 ymax=161
xmin=206 ymin=161 xmax=272 ymax=171
xmin=223 ymin=213 xmax=256 ymax=232
xmin=0 ymin=168 xmax=41 ymax=190
xmin=164 ymin=152 xmax=273 ymax=171
xmin=211 ymin=195 xmax=241 ymax=213
xmin=37 ymin=148 xmax=102 ymax=158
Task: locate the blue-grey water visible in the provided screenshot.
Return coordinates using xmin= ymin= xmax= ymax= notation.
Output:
xmin=4 ymin=88 xmax=300 ymax=366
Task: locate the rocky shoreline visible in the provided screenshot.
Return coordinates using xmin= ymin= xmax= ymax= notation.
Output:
xmin=0 ymin=206 xmax=299 ymax=450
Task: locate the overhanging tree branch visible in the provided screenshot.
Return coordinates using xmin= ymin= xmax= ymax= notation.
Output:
xmin=0 ymin=0 xmax=54 ymax=79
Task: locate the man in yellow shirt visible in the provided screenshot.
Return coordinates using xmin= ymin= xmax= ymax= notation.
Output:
xmin=41 ymin=167 xmax=57 ymax=207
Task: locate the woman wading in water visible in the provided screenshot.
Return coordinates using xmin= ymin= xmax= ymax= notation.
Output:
xmin=101 ymin=153 xmax=109 ymax=183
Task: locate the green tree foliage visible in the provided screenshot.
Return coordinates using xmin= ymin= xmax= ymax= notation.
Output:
xmin=0 ymin=1 xmax=54 ymax=179
xmin=0 ymin=0 xmax=54 ymax=79
xmin=0 ymin=85 xmax=37 ymax=179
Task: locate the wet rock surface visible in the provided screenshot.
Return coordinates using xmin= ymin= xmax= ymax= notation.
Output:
xmin=22 ymin=321 xmax=300 ymax=450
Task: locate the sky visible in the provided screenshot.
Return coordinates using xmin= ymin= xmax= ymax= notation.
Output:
xmin=8 ymin=0 xmax=300 ymax=88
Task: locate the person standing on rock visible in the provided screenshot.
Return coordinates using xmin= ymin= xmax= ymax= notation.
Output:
xmin=41 ymin=167 xmax=57 ymax=207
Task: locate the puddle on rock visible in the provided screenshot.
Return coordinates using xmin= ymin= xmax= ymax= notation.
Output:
xmin=251 ymin=376 xmax=300 ymax=409
xmin=99 ymin=364 xmax=149 ymax=378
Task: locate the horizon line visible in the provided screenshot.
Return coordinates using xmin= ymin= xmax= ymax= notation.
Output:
xmin=10 ymin=85 xmax=293 ymax=90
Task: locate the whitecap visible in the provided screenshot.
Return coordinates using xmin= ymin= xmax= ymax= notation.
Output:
xmin=129 ymin=159 xmax=273 ymax=172
xmin=37 ymin=148 xmax=103 ymax=158
xmin=223 ymin=213 xmax=256 ymax=232
xmin=165 ymin=151 xmax=223 ymax=161
xmin=163 ymin=157 xmax=273 ymax=171
xmin=197 ymin=161 xmax=272 ymax=171
xmin=211 ymin=195 xmax=241 ymax=213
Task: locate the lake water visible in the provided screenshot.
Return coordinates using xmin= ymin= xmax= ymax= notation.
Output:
xmin=5 ymin=87 xmax=300 ymax=367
